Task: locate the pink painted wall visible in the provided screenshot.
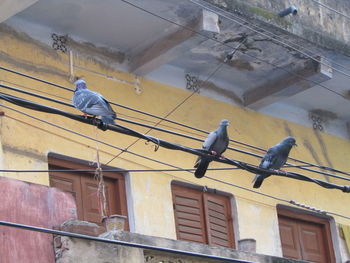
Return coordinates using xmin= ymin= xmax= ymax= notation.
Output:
xmin=0 ymin=177 xmax=77 ymax=263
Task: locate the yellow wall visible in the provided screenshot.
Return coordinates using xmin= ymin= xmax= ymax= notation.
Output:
xmin=0 ymin=24 xmax=350 ymax=256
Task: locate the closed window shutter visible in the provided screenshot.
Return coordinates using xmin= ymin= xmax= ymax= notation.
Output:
xmin=204 ymin=193 xmax=234 ymax=248
xmin=172 ymin=185 xmax=207 ymax=244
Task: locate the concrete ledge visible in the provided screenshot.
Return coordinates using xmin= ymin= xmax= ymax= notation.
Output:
xmin=54 ymin=219 xmax=309 ymax=263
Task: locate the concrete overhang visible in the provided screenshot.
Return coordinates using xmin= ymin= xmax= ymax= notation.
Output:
xmin=0 ymin=0 xmax=39 ymax=23
xmin=130 ymin=9 xmax=220 ymax=76
xmin=243 ymin=57 xmax=333 ymax=110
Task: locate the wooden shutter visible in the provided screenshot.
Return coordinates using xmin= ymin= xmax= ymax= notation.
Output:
xmin=48 ymin=154 xmax=128 ymax=230
xmin=299 ymin=220 xmax=329 ymax=263
xmin=279 ymin=216 xmax=303 ymax=259
xmin=172 ymin=184 xmax=235 ymax=248
xmin=278 ymin=207 xmax=335 ymax=263
xmin=172 ymin=184 xmax=207 ymax=244
xmin=50 ymin=172 xmax=84 ymax=219
xmin=204 ymin=193 xmax=234 ymax=248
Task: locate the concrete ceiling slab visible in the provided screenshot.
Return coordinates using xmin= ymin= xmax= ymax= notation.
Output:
xmin=5 ymin=0 xmax=350 ymax=133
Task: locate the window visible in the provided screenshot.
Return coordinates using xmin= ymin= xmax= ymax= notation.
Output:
xmin=48 ymin=153 xmax=129 ymax=230
xmin=171 ymin=183 xmax=235 ymax=248
xmin=277 ymin=205 xmax=335 ymax=263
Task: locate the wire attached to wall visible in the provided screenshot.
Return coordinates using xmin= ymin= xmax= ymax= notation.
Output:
xmin=2 ymin=82 xmax=350 ymax=182
xmin=2 ymin=100 xmax=350 ymax=221
xmin=0 ymin=92 xmax=349 ymax=194
xmin=0 ymin=72 xmax=345 ymax=179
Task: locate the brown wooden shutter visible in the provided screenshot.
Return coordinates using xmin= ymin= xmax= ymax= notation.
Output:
xmin=49 ymin=172 xmax=84 ymax=219
xmin=278 ymin=207 xmax=335 ymax=263
xmin=279 ymin=216 xmax=303 ymax=259
xmin=48 ymin=155 xmax=128 ymax=230
xmin=204 ymin=192 xmax=235 ymax=248
xmin=172 ymin=184 xmax=207 ymax=244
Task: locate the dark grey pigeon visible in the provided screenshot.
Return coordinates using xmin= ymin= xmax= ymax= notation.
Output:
xmin=194 ymin=120 xmax=229 ymax=178
xmin=73 ymin=79 xmax=116 ymax=124
xmin=253 ymin=137 xmax=297 ymax=188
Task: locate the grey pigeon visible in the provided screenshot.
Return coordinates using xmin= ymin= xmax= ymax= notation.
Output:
xmin=194 ymin=120 xmax=229 ymax=178
xmin=253 ymin=137 xmax=297 ymax=188
xmin=73 ymin=79 xmax=116 ymax=124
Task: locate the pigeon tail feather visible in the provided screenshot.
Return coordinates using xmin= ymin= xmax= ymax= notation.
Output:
xmin=253 ymin=174 xmax=265 ymax=188
xmin=194 ymin=159 xmax=210 ymax=178
xmin=101 ymin=115 xmax=116 ymax=124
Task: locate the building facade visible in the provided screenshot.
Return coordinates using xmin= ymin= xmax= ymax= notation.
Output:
xmin=0 ymin=1 xmax=350 ymax=262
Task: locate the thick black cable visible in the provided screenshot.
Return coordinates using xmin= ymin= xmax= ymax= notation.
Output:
xmin=0 ymin=93 xmax=349 ymax=193
xmin=0 ymin=221 xmax=254 ymax=263
xmin=115 ymin=0 xmax=350 ymax=175
xmin=2 ymin=101 xmax=350 ymax=220
xmin=0 ymin=103 xmax=188 ymax=173
xmin=0 ymin=168 xmax=239 ymax=173
xmin=2 ymin=74 xmax=350 ymax=181
xmin=105 ymin=57 xmax=228 ymax=165
xmin=1 ymin=72 xmax=348 ymax=177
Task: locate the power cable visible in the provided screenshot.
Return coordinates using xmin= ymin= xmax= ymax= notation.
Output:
xmin=1 ymin=82 xmax=350 ymax=180
xmin=0 ymin=221 xmax=254 ymax=263
xmin=0 ymin=168 xmax=239 ymax=173
xmin=104 ymin=53 xmax=231 ymax=165
xmin=0 ymin=74 xmax=344 ymax=178
xmin=2 ymin=101 xmax=349 ymax=220
xmin=0 ymin=93 xmax=350 ymax=193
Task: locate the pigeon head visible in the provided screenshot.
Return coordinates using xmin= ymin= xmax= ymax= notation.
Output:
xmin=74 ymin=79 xmax=87 ymax=92
xmin=281 ymin=136 xmax=297 ymax=147
xmin=220 ymin=120 xmax=229 ymax=126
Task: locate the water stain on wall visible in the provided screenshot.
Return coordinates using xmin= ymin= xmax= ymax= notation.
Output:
xmin=3 ymin=144 xmax=47 ymax=162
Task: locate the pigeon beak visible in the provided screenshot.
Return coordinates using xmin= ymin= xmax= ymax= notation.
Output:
xmin=294 ymin=143 xmax=297 ymax=147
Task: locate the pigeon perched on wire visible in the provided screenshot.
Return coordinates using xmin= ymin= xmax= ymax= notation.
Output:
xmin=72 ymin=79 xmax=116 ymax=124
xmin=252 ymin=136 xmax=297 ymax=188
xmin=194 ymin=120 xmax=229 ymax=178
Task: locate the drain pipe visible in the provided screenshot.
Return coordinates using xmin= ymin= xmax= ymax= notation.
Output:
xmin=278 ymin=5 xmax=298 ymax=17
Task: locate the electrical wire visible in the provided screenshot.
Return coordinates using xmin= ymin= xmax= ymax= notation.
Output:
xmin=0 ymin=168 xmax=239 ymax=173
xmin=309 ymin=0 xmax=350 ymax=21
xmin=0 ymin=220 xmax=255 ymax=263
xmin=0 ymin=74 xmax=340 ymax=179
xmin=188 ymin=0 xmax=350 ymax=75
xmin=0 ymin=14 xmax=348 ymax=174
xmin=2 ymin=101 xmax=350 ymax=220
xmin=119 ymin=0 xmax=350 ymax=101
xmin=201 ymin=0 xmax=350 ymax=75
xmin=1 ymin=93 xmax=350 ymax=194
xmin=1 ymin=82 xmax=350 ymax=181
xmin=104 ymin=54 xmax=229 ymax=165
xmin=115 ymin=0 xmax=350 ymax=174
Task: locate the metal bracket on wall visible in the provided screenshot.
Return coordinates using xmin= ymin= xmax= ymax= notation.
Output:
xmin=134 ymin=76 xmax=142 ymax=95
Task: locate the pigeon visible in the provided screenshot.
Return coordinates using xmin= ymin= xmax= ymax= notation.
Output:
xmin=194 ymin=120 xmax=229 ymax=178
xmin=252 ymin=136 xmax=297 ymax=188
xmin=72 ymin=79 xmax=116 ymax=124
